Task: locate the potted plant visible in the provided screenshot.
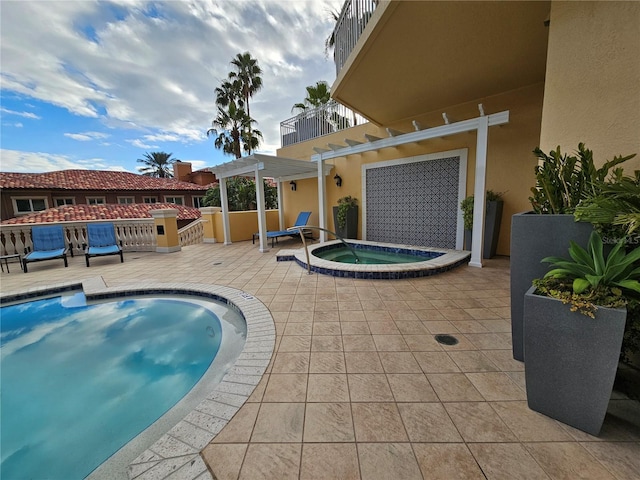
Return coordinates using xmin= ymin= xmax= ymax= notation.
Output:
xmin=460 ymin=190 xmax=504 ymax=258
xmin=524 ymin=231 xmax=640 ymax=435
xmin=333 ymin=195 xmax=358 ymax=239
xmin=510 ymin=143 xmax=635 ymax=361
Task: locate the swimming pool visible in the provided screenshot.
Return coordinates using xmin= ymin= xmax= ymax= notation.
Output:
xmin=2 ymin=282 xmax=275 ymax=479
xmin=278 ymin=240 xmax=470 ymax=279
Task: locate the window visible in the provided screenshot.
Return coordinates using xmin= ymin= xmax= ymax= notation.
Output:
xmin=87 ymin=197 xmax=106 ymax=205
xmin=54 ymin=198 xmax=74 ymax=207
xmin=118 ymin=197 xmax=135 ymax=204
xmin=13 ymin=197 xmax=48 ymax=215
xmin=143 ymin=197 xmax=158 ymax=204
xmin=164 ymin=196 xmax=184 ymax=205
xmin=193 ymin=196 xmax=206 ymax=208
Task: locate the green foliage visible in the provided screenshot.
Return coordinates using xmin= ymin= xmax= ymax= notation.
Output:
xmin=537 ymin=231 xmax=640 ymax=316
xmin=460 ymin=190 xmax=503 ymax=230
xmin=137 ymin=152 xmax=178 ymax=178
xmin=203 ymin=177 xmax=277 ymax=211
xmin=529 ymin=143 xmax=634 ymax=214
xmin=292 ymin=81 xmax=331 ymax=113
xmin=336 ymin=195 xmax=357 ymax=229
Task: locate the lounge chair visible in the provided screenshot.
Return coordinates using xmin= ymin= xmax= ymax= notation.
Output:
xmin=253 ymin=211 xmax=313 ymax=248
xmin=85 ymin=222 xmax=124 ymax=267
xmin=23 ymin=225 xmax=72 ymax=273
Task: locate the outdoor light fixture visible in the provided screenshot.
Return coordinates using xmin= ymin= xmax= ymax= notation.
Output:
xmin=334 ymin=174 xmax=342 ymax=187
xmin=290 ymin=181 xmax=297 ymax=191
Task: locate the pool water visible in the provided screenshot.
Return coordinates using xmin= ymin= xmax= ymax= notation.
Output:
xmin=314 ymin=245 xmax=440 ymax=264
xmin=0 ymin=293 xmax=237 ymax=480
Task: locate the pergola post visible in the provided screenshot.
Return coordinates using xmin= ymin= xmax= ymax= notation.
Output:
xmin=469 ymin=115 xmax=489 ymax=268
xmin=317 ymin=153 xmax=327 ymax=243
xmin=219 ymin=177 xmax=232 ymax=245
xmin=255 ymin=165 xmax=269 ymax=252
xmin=276 ymin=181 xmax=285 ymax=230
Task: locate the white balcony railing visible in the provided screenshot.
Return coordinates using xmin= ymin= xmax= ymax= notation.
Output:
xmin=332 ymin=0 xmax=379 ymax=76
xmin=178 ymin=218 xmax=206 ymax=246
xmin=0 ymin=219 xmax=157 ymax=257
xmin=280 ymin=99 xmax=368 ymax=147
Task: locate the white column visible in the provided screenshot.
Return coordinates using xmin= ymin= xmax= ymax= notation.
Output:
xmin=469 ymin=116 xmax=489 ymax=268
xmin=255 ymin=165 xmax=269 ymax=252
xmin=219 ymin=177 xmax=232 ymax=245
xmin=277 ymin=180 xmax=284 ymax=230
xmin=317 ymin=153 xmax=327 ymax=243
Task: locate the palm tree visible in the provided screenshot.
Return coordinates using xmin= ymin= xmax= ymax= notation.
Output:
xmin=229 ymin=52 xmax=263 ymax=154
xmin=207 ymin=103 xmax=262 ymax=159
xmin=291 ymin=81 xmax=331 ymax=113
xmin=136 ymin=152 xmax=177 ymax=178
xmin=324 ymin=8 xmax=341 ymax=58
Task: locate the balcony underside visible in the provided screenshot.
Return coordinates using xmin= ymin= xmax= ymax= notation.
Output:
xmin=331 ymin=1 xmax=551 ymax=126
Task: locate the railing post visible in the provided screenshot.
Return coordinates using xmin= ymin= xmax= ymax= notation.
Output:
xmin=150 ymin=209 xmax=181 ymax=253
xmin=200 ymin=207 xmax=221 ymax=243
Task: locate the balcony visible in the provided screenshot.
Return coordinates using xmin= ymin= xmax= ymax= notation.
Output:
xmin=280 ymin=99 xmax=368 ymax=147
xmin=332 ymin=0 xmax=379 ymax=76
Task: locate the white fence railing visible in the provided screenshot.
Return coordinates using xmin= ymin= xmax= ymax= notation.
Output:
xmin=332 ymin=0 xmax=379 ymax=76
xmin=178 ymin=218 xmax=206 ymax=246
xmin=0 ymin=219 xmax=157 ymax=256
xmin=280 ymin=99 xmax=368 ymax=147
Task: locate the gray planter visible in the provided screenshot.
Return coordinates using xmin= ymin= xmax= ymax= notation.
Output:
xmin=510 ymin=213 xmax=593 ymax=361
xmin=464 ymin=200 xmax=504 ymax=258
xmin=523 ymin=286 xmax=626 ymax=436
xmin=332 ymin=206 xmax=358 ymax=239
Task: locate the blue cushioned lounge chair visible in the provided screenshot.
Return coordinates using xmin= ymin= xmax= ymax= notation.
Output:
xmin=23 ymin=225 xmax=71 ymax=273
xmin=253 ymin=211 xmax=313 ymax=248
xmin=85 ymin=223 xmax=123 ymax=267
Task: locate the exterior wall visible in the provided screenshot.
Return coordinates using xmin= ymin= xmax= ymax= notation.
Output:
xmin=278 ymin=83 xmax=545 ymax=256
xmin=540 ymin=1 xmax=640 ymax=169
xmin=211 ymin=210 xmax=280 ymax=243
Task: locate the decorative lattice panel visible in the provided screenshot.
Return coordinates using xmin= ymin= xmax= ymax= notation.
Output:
xmin=365 ymin=156 xmax=460 ymax=248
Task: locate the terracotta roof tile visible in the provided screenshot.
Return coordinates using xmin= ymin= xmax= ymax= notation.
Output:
xmin=0 ymin=170 xmax=211 ymax=191
xmin=1 ymin=203 xmax=201 ymax=224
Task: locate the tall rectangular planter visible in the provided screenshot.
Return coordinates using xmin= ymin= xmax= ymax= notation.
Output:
xmin=333 ymin=206 xmax=358 ymax=239
xmin=510 ymin=213 xmax=593 ymax=361
xmin=462 ymin=200 xmax=504 ymax=258
xmin=523 ymin=286 xmax=626 ymax=436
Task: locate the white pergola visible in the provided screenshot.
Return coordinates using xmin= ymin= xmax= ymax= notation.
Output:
xmin=310 ymin=108 xmax=510 ymax=268
xmin=209 ymin=154 xmax=333 ymax=252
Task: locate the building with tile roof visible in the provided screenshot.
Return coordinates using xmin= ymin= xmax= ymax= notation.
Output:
xmin=0 ymin=168 xmax=215 ymax=222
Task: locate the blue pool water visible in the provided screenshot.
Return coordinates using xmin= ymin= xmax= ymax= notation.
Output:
xmin=313 ymin=244 xmax=443 ymax=264
xmin=0 ymin=293 xmax=229 ymax=480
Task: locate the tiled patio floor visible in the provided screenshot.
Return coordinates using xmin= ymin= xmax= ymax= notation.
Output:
xmin=2 ymin=239 xmax=639 ymax=480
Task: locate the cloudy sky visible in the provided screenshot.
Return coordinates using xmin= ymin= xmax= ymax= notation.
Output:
xmin=0 ymin=0 xmax=342 ymax=174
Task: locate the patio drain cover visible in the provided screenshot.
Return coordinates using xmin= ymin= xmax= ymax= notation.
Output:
xmin=434 ymin=334 xmax=459 ymax=346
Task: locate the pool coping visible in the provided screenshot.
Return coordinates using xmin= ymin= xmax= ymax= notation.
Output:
xmin=1 ymin=277 xmax=275 ymax=480
xmin=277 ymin=239 xmax=471 ymax=279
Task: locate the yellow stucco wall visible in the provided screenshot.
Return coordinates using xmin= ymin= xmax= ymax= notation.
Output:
xmin=278 ymin=83 xmax=545 ymax=256
xmin=540 ymin=1 xmax=640 ymax=169
xmin=211 ymin=210 xmax=280 ymax=243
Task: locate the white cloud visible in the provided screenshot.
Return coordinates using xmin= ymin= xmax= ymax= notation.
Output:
xmin=127 ymin=139 xmax=158 ymax=149
xmin=64 ymin=131 xmax=111 ymax=141
xmin=0 ymin=149 xmax=128 ymax=173
xmin=0 ymin=107 xmax=41 ymax=119
xmin=0 ymin=0 xmax=343 ymax=153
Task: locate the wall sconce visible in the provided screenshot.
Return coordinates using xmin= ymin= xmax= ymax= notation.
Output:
xmin=334 ymin=174 xmax=342 ymax=187
xmin=290 ymin=181 xmax=297 ymax=191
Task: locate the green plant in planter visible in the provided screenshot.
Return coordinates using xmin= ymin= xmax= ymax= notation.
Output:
xmin=529 ymin=143 xmax=634 ymax=214
xmin=535 ymin=231 xmax=640 ymax=317
xmin=336 ymin=195 xmax=358 ymax=229
xmin=460 ymin=190 xmax=503 ymax=230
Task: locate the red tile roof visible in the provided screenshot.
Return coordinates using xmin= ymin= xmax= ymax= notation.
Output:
xmin=1 ymin=203 xmax=202 ymax=224
xmin=0 ymin=170 xmax=215 ymax=191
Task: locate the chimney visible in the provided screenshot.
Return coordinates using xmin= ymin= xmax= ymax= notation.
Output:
xmin=173 ymin=161 xmax=193 ymax=182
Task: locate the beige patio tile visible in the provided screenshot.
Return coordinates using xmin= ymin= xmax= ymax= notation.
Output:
xmin=288 ymin=311 xmax=314 ymax=323
xmin=312 ymin=322 xmax=341 ymax=335
xmin=478 ymin=319 xmax=512 ymax=332
xmin=308 ymin=352 xmax=346 ymax=374
xmin=271 ymin=352 xmax=310 ymax=374
xmin=413 ymin=443 xmax=484 ymax=480
xmin=342 ymin=335 xmax=377 ymax=352
xmin=344 ymin=352 xmax=384 ymax=373
xmin=348 ymin=373 xmax=394 ymax=402
xmin=395 ymin=321 xmax=429 ymax=334
xmin=263 ymin=374 xmax=308 ymax=402
xmin=367 ymin=321 xmax=400 ymax=334
xmin=439 ymin=308 xmax=474 ymax=321
xmin=307 ymin=374 xmax=349 ymax=402
xmin=449 ymin=320 xmax=489 ymax=333
xmin=413 ymin=351 xmax=460 ymax=373
xmin=490 ymin=401 xmax=573 ymax=442
xmin=468 ymin=443 xmax=550 ymax=480
xmin=372 ymin=334 xmax=410 ymax=351
xmin=444 ymin=402 xmax=518 ymax=442
xmin=524 ymin=442 xmax=617 ymax=480
xmin=403 ymin=334 xmax=444 ymax=351
xmin=378 ymin=351 xmax=422 ymax=373
xmin=351 ymin=403 xmax=408 ymax=442
xmin=363 ymin=310 xmax=392 ymax=321
xmin=314 ymin=311 xmax=340 ymax=322
xmin=398 ymin=402 xmax=462 ymax=442
xmin=581 ymin=442 xmax=640 ymax=480
xmin=278 ymin=335 xmax=312 ymax=352
xmin=465 ymin=372 xmax=526 ymax=401
xmin=340 ymin=322 xmax=371 ymax=334
xmin=387 ymin=373 xmax=438 ymax=402
xmin=283 ymin=322 xmax=313 ymax=336
xmin=212 ymin=403 xmax=260 ymax=444
xmin=483 ymin=349 xmax=525 ymax=372
xmin=389 ymin=310 xmax=420 ymax=321
xmin=447 ymin=351 xmax=499 ymax=372
xmin=314 ymin=301 xmax=339 ymax=312
xmin=300 ymin=443 xmax=360 ymax=480
xmin=201 ymin=443 xmax=247 ymax=480
xmin=303 ymin=403 xmax=355 ymax=442
xmin=421 ymin=320 xmax=458 ymax=333
xmin=339 ymin=310 xmax=366 ymax=321
xmin=239 ymin=443 xmax=301 ymax=480
xmin=358 ymin=443 xmax=422 ymax=480
xmin=466 ymin=332 xmax=512 ymax=350
xmin=247 ymin=373 xmax=269 ymax=402
xmin=311 ymin=335 xmax=343 ymax=352
xmin=251 ymin=403 xmax=305 ymax=443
